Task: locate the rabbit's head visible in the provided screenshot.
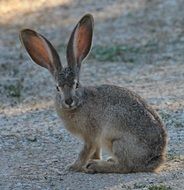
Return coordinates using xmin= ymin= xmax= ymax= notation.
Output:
xmin=19 ymin=14 xmax=94 ymax=109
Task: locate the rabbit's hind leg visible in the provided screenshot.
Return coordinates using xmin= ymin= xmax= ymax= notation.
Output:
xmin=84 ymin=135 xmax=148 ymax=173
xmin=111 ymin=136 xmax=162 ymax=173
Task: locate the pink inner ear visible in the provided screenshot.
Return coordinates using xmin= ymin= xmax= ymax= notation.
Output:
xmin=75 ymin=25 xmax=92 ymax=63
xmin=24 ymin=34 xmax=53 ymax=69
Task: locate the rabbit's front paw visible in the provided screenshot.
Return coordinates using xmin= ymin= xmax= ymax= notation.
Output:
xmin=67 ymin=163 xmax=84 ymax=172
xmin=84 ymin=160 xmax=98 ymax=174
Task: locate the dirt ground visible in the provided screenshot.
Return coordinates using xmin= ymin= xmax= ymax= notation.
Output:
xmin=0 ymin=0 xmax=184 ymax=189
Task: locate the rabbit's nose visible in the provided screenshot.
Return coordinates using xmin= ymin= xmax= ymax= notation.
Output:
xmin=65 ymin=98 xmax=73 ymax=106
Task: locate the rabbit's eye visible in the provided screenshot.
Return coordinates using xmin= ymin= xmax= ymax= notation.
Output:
xmin=76 ymin=82 xmax=79 ymax=89
xmin=56 ymin=86 xmax=60 ymax=91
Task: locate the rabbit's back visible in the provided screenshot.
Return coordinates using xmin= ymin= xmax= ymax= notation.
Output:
xmin=84 ymin=85 xmax=167 ymax=163
xmin=86 ymin=85 xmax=166 ymax=140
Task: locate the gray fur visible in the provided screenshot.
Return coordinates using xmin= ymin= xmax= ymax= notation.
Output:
xmin=20 ymin=14 xmax=167 ymax=174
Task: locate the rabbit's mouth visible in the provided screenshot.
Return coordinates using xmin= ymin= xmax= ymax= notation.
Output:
xmin=62 ymin=101 xmax=77 ymax=110
xmin=61 ymin=96 xmax=81 ymax=110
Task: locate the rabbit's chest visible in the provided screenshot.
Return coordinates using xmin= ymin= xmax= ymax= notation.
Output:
xmin=58 ymin=109 xmax=88 ymax=137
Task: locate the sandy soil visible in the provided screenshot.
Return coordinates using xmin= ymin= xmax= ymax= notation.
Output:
xmin=0 ymin=0 xmax=184 ymax=189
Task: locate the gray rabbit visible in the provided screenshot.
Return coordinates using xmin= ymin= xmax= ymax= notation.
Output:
xmin=19 ymin=14 xmax=167 ymax=173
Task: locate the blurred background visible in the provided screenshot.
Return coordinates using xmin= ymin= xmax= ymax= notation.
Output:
xmin=0 ymin=0 xmax=184 ymax=189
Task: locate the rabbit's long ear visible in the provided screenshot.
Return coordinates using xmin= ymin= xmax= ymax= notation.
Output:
xmin=19 ymin=29 xmax=62 ymax=75
xmin=66 ymin=14 xmax=94 ymax=71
